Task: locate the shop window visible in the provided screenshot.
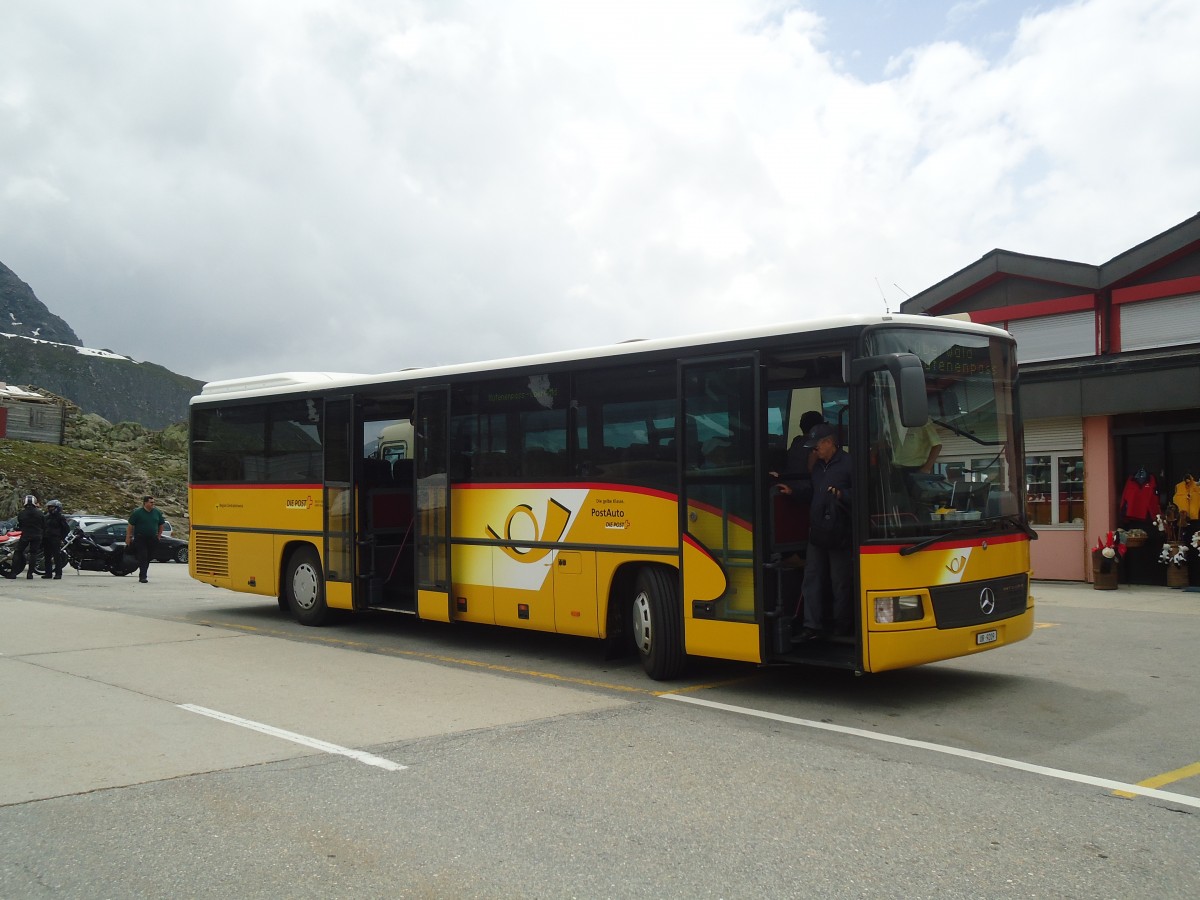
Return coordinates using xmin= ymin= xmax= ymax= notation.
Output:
xmin=1025 ymin=453 xmax=1084 ymax=526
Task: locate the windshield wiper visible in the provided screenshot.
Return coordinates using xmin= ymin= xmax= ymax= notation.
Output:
xmin=992 ymin=514 xmax=1038 ymax=540
xmin=930 ymin=418 xmax=1005 ymax=447
xmin=897 ymin=516 xmax=1034 ymax=557
xmin=899 ymin=521 xmax=991 ymax=556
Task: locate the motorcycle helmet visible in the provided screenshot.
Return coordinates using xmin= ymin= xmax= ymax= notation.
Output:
xmin=46 ymin=499 xmax=63 ymax=510
xmin=23 ymin=494 xmax=36 ymax=506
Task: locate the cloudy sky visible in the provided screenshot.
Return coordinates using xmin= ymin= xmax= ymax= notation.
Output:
xmin=2 ymin=0 xmax=1198 ymax=383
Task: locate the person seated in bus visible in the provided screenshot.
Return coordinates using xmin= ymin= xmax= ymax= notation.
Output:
xmin=891 ymin=417 xmax=942 ymax=473
xmin=777 ymin=423 xmax=853 ymax=641
xmin=770 ymin=410 xmax=824 ymax=483
xmin=789 ymin=409 xmax=826 ymax=474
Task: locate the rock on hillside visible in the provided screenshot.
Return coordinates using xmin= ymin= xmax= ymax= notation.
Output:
xmin=0 ymin=391 xmax=188 ymax=527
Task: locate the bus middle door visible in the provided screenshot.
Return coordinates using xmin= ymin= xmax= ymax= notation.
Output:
xmin=415 ymin=387 xmax=453 ymax=622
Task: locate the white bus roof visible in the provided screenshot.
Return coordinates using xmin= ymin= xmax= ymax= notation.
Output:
xmin=193 ymin=313 xmax=1010 ymax=405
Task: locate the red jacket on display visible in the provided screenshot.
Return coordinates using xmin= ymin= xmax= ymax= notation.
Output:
xmin=1120 ymin=474 xmax=1160 ymax=521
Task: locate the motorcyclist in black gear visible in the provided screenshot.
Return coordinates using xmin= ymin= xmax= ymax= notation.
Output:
xmin=41 ymin=500 xmax=69 ymax=579
xmin=8 ymin=495 xmax=46 ymax=579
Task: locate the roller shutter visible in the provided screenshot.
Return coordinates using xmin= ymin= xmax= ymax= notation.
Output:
xmin=1023 ymin=417 xmax=1083 ymax=452
xmin=1006 ymin=311 xmax=1094 ymax=363
xmin=1121 ymin=294 xmax=1200 ymax=351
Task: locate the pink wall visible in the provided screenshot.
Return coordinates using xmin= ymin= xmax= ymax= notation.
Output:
xmin=1030 ymin=529 xmax=1086 ymax=581
xmin=1083 ymin=415 xmax=1116 ymax=584
xmin=1028 ymin=416 xmax=1114 ymax=581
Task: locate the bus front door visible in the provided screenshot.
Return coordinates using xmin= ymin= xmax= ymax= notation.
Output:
xmin=680 ymin=357 xmax=762 ymax=664
xmin=415 ymin=387 xmax=453 ymax=622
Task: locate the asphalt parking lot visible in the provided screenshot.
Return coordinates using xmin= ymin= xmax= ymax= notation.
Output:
xmin=3 ymin=568 xmax=1198 ymax=898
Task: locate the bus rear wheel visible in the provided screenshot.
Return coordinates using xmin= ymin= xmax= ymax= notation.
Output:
xmin=631 ymin=567 xmax=685 ymax=680
xmin=286 ymin=546 xmax=329 ymax=626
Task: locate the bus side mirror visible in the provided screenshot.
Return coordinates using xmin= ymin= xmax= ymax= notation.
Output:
xmin=850 ymin=353 xmax=929 ymax=428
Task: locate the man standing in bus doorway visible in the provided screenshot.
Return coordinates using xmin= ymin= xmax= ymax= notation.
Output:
xmin=126 ymin=496 xmax=165 ymax=584
xmin=778 ymin=423 xmax=854 ymax=641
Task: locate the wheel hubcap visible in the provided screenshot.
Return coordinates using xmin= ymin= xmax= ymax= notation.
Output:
xmin=292 ymin=562 xmax=319 ymax=610
xmin=632 ymin=590 xmax=652 ymax=655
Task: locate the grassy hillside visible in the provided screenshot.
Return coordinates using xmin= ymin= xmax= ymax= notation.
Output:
xmin=0 ymin=411 xmax=188 ymax=531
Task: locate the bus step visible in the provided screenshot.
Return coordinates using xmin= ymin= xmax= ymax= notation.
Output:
xmin=366 ymin=604 xmax=418 ymax=616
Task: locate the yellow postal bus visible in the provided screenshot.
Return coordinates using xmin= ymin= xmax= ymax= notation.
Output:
xmin=189 ymin=314 xmax=1034 ymax=679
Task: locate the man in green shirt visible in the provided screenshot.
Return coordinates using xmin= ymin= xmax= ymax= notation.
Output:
xmin=126 ymin=496 xmax=165 ymax=584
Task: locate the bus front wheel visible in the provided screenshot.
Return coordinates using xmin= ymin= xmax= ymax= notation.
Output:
xmin=286 ymin=546 xmax=329 ymax=626
xmin=631 ymin=567 xmax=685 ymax=680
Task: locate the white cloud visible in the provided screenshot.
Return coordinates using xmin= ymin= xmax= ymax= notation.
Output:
xmin=0 ymin=0 xmax=1197 ymax=383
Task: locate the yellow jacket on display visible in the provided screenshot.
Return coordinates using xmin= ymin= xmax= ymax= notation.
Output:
xmin=1174 ymin=475 xmax=1200 ymax=521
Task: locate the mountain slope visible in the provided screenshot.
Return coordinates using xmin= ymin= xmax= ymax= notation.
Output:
xmin=1 ymin=261 xmax=202 ymax=428
xmin=0 ymin=334 xmax=202 ymax=429
xmin=0 ymin=261 xmax=80 ymax=345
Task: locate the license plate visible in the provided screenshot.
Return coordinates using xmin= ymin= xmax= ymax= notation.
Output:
xmin=976 ymin=629 xmax=998 ymax=645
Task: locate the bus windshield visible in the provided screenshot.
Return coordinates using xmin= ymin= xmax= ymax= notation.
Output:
xmin=864 ymin=327 xmax=1019 ymax=541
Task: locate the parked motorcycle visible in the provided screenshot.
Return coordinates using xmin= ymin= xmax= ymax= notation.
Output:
xmin=60 ymin=526 xmax=140 ymax=576
xmin=0 ymin=538 xmax=46 ymax=577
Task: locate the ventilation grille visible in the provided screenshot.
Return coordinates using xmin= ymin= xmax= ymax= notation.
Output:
xmin=195 ymin=531 xmax=230 ymax=578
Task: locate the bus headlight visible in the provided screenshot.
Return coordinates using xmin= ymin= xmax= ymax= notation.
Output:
xmin=874 ymin=595 xmax=924 ymax=624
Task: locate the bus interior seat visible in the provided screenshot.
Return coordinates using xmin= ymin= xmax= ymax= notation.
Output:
xmin=368 ymin=490 xmax=412 ymax=530
xmin=767 ymin=443 xmax=788 ymax=474
xmin=362 ymin=457 xmax=394 ymax=486
xmin=771 ymin=491 xmax=808 ymax=551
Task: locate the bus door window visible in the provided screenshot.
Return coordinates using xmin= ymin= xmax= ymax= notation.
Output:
xmin=682 ymin=360 xmax=757 ymax=621
xmin=764 ymin=376 xmax=848 ymax=554
xmin=416 ymin=390 xmax=450 ymax=592
xmin=324 ymin=398 xmax=354 ymax=584
xmin=359 ymin=405 xmax=417 ymax=609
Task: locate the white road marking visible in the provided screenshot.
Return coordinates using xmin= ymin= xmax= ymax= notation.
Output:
xmin=179 ymin=704 xmax=406 ymax=772
xmin=662 ymin=694 xmax=1200 ymax=810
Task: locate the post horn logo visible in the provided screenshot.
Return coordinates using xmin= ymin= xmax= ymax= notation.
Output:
xmin=487 ymin=499 xmax=572 ymax=562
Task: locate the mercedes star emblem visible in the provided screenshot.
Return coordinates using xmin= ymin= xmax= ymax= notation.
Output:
xmin=979 ymin=587 xmax=996 ymax=615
